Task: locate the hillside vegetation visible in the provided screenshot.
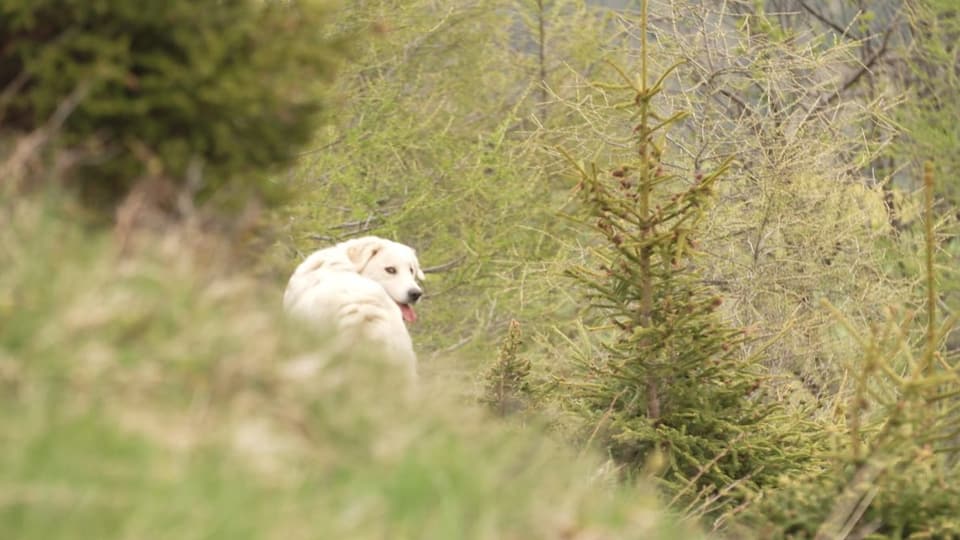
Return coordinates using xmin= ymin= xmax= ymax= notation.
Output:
xmin=0 ymin=196 xmax=696 ymax=539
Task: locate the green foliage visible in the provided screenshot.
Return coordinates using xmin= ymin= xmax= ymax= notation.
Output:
xmin=524 ymin=3 xmax=913 ymax=420
xmin=264 ymin=0 xmax=623 ymax=361
xmin=556 ymin=5 xmax=823 ymax=517
xmin=0 ymin=0 xmax=343 ymax=208
xmin=0 ymin=193 xmax=699 ymax=540
xmin=899 ymin=0 xmax=960 ymax=204
xmin=734 ymin=164 xmax=960 ymax=538
xmin=895 ymin=0 xmax=960 ymax=335
xmin=684 ymin=12 xmax=909 ymax=405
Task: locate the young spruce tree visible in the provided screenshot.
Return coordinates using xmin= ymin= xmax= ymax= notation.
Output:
xmin=561 ymin=1 xmax=820 ymax=519
xmin=481 ymin=319 xmax=531 ymax=417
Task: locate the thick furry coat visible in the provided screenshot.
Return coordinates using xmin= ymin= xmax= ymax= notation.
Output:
xmin=283 ymin=236 xmax=424 ymax=379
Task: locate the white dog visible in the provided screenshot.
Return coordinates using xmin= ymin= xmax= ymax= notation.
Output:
xmin=283 ymin=236 xmax=424 ymax=379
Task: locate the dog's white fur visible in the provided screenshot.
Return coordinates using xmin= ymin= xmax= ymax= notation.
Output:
xmin=283 ymin=236 xmax=424 ymax=379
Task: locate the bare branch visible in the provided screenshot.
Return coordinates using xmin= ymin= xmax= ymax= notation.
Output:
xmin=813 ymin=17 xmax=900 ymax=115
xmin=327 ymin=207 xmax=398 ymax=233
xmin=423 ymin=256 xmax=466 ymax=274
xmin=798 ymin=1 xmax=863 ymax=40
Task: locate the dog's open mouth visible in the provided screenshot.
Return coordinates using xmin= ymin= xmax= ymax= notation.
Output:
xmin=398 ymin=302 xmax=417 ymax=323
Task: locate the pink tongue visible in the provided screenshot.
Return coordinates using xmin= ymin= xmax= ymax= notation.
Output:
xmin=399 ymin=303 xmax=417 ymax=323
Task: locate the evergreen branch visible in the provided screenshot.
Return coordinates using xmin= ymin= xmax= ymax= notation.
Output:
xmin=648 ymin=60 xmax=688 ymax=96
xmin=647 ymin=111 xmax=691 ymax=136
xmin=669 ymin=432 xmax=746 ymax=508
xmin=814 ymin=459 xmax=886 ymax=540
xmin=821 ymin=299 xmax=867 ymax=349
xmin=604 ymin=59 xmax=640 ymax=92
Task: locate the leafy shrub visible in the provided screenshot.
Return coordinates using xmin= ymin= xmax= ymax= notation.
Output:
xmin=0 ymin=0 xmax=343 ymax=208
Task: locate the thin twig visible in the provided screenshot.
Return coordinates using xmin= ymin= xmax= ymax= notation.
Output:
xmin=327 ymin=207 xmax=399 ymax=233
xmin=798 ymin=1 xmax=863 ymax=40
xmin=813 ymin=18 xmax=899 ymax=115
xmin=429 ymin=334 xmax=473 ymax=360
xmin=579 ymin=389 xmax=626 ymax=460
xmin=423 ymin=256 xmax=466 ymax=274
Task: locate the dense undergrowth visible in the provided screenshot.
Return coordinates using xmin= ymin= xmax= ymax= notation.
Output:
xmin=0 ymin=195 xmax=697 ymax=540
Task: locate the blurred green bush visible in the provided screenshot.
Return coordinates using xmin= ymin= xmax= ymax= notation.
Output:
xmin=0 ymin=0 xmax=344 ymax=208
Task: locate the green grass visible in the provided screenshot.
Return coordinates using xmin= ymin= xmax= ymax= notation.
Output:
xmin=0 ymin=197 xmax=698 ymax=540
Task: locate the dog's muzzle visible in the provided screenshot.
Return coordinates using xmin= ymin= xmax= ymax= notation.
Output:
xmin=406 ymin=289 xmax=422 ymax=304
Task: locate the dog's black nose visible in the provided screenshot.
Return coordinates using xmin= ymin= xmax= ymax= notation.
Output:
xmin=407 ymin=289 xmax=422 ymax=303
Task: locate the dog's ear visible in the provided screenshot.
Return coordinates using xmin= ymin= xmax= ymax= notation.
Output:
xmin=344 ymin=237 xmax=384 ymax=272
xmin=413 ymin=257 xmax=425 ymax=281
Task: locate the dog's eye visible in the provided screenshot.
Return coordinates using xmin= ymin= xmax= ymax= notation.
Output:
xmin=385 ymin=266 xmax=397 ymax=274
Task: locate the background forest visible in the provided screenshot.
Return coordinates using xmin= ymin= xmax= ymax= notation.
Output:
xmin=2 ymin=0 xmax=959 ymax=538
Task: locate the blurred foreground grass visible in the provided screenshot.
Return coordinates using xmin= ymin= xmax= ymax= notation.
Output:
xmin=0 ymin=196 xmax=696 ymax=540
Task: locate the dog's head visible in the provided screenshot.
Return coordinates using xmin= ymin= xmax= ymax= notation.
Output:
xmin=344 ymin=236 xmax=425 ymax=323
